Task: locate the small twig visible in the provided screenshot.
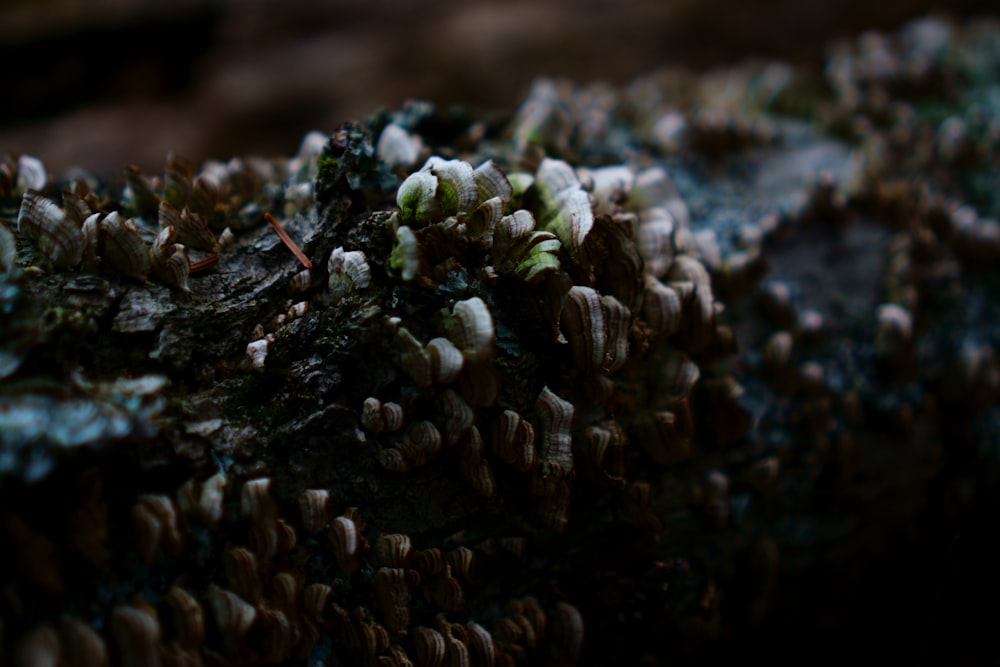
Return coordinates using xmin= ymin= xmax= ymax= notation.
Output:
xmin=265 ymin=212 xmax=312 ymax=269
xmin=189 ymin=254 xmax=219 ymax=273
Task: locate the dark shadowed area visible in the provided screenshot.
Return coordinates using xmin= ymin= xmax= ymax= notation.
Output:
xmin=0 ymin=0 xmax=996 ymax=175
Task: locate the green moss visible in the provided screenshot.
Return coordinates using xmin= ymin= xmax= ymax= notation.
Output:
xmin=228 ymin=372 xmax=266 ymax=404
xmin=316 ymin=154 xmax=340 ymax=184
xmin=232 ymin=377 xmax=296 ymax=429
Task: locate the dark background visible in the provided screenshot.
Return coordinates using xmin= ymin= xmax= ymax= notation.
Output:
xmin=0 ymin=0 xmax=996 ymax=176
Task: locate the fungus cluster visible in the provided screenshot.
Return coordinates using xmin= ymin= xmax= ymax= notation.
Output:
xmin=1 ymin=15 xmax=999 ymax=667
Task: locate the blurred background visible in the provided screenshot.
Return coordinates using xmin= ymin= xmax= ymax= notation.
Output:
xmin=0 ymin=0 xmax=996 ymax=177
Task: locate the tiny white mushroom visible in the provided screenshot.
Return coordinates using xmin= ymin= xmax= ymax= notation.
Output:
xmin=246 ymin=339 xmax=269 ymax=371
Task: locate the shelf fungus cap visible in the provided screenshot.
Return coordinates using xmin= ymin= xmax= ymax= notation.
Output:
xmin=374 ymin=566 xmax=416 ymax=635
xmin=397 ymin=170 xmax=439 ymax=225
xmin=425 ymin=156 xmax=478 ymax=217
xmin=16 ymin=154 xmax=48 ymax=193
xmin=198 ymin=471 xmax=228 ymax=529
xmin=643 ymin=275 xmax=682 ymax=339
xmin=165 ymin=585 xmax=205 ymax=651
xmin=580 ymin=164 xmax=635 ymax=215
xmin=630 ymin=166 xmax=689 ymax=227
xmin=224 ymin=546 xmax=262 ymax=604
xmin=446 ymin=546 xmax=475 ymax=581
xmin=535 ymin=386 xmax=574 ymax=467
xmin=161 ymin=200 xmax=217 ymax=252
xmin=492 ymin=409 xmax=536 ymax=472
xmin=298 ymin=489 xmax=331 ymax=534
xmin=52 ymin=187 xmax=90 ymax=227
xmin=374 ymin=533 xmax=412 ymax=568
xmin=551 ymin=601 xmax=585 ymax=662
xmin=440 ymin=388 xmax=475 ymax=445
xmin=763 ymin=330 xmax=794 ymax=370
xmin=443 ymin=296 xmax=495 ymax=361
xmin=150 ymin=225 xmax=191 ymax=292
xmin=18 ymin=191 xmax=83 ymax=269
xmin=412 ymin=548 xmax=444 ymax=575
xmin=427 ymin=337 xmax=465 ymax=384
xmin=466 ymin=195 xmax=505 ymax=241
xmin=874 ymin=303 xmax=913 ymax=355
xmin=0 ymin=222 xmax=16 ymax=274
xmin=533 ymin=158 xmax=594 ymax=260
xmin=493 ymin=209 xmax=563 ymax=284
xmin=414 ymin=627 xmax=447 ymax=667
xmin=328 ymin=247 xmax=371 ymax=299
xmin=493 ymin=209 xmax=536 ymax=260
xmin=16 ymin=625 xmax=61 ymax=667
xmin=382 ymin=401 xmax=405 ymax=431
xmin=474 ymin=159 xmax=513 ymax=204
xmin=110 ymin=604 xmax=162 ymax=667
xmin=60 ymin=618 xmax=109 ymax=666
xmin=131 ymin=494 xmax=183 ymax=563
xmin=330 ymin=515 xmax=361 ymax=574
xmin=377 ymin=123 xmax=422 ymax=171
xmin=398 ymin=420 xmax=443 ymax=466
xmin=562 ymin=286 xmax=606 ymax=375
xmin=303 ymin=583 xmax=333 ymax=625
xmin=397 ymin=156 xmax=478 ymax=226
xmin=391 ymin=225 xmax=421 ymax=282
xmin=460 ymin=426 xmax=498 ymax=498
xmin=532 ymin=386 xmax=575 ymax=527
xmin=240 ymin=477 xmax=278 ymax=523
xmin=378 ymin=447 xmax=409 ymax=473
xmin=208 ymin=585 xmax=256 ymax=658
xmin=578 ymin=423 xmax=627 ymax=480
xmin=100 ymin=211 xmax=152 ymax=281
xmin=465 ymin=621 xmax=496 ymax=666
xmin=361 ymin=396 xmax=385 ymax=432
